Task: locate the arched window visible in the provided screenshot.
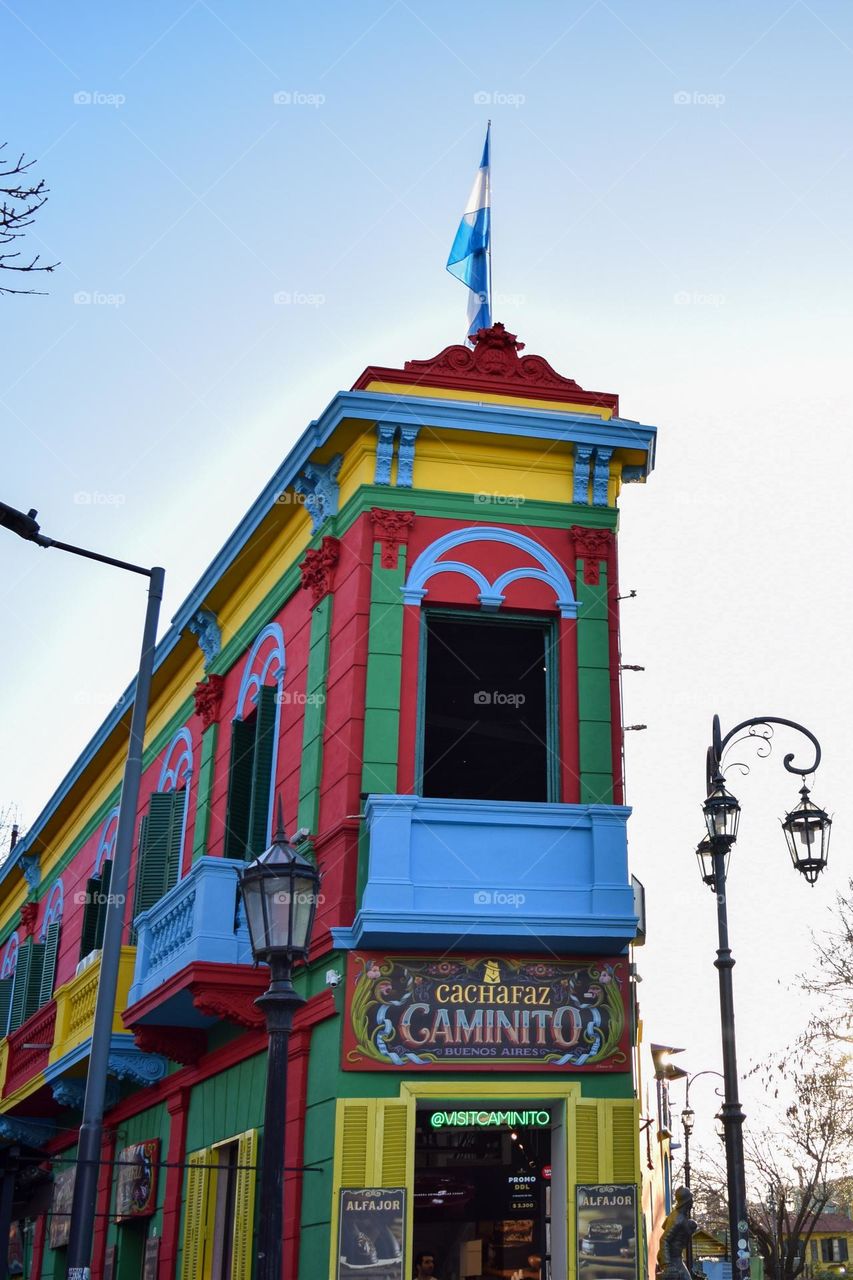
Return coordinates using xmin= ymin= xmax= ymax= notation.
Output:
xmin=225 ymin=624 xmax=285 ymax=860
xmin=94 ymin=807 xmax=119 ymax=876
xmin=131 ymin=728 xmax=194 ymax=929
xmin=403 ymin=527 xmax=574 ymax=803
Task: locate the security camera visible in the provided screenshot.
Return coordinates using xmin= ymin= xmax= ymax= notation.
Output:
xmin=325 ymin=969 xmax=342 ymax=987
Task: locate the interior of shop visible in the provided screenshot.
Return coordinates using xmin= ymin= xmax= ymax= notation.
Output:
xmin=413 ymin=1108 xmax=552 ymax=1280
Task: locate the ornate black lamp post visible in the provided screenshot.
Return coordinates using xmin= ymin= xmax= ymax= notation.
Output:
xmin=681 ymin=1070 xmax=723 ymax=1277
xmin=696 ymin=715 xmax=831 ymax=1280
xmin=238 ymin=808 xmax=320 ymax=1280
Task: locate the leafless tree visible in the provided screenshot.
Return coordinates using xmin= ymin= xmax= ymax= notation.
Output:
xmin=0 ymin=143 xmax=59 ymax=295
xmin=692 ymin=1059 xmax=853 ymax=1280
xmin=802 ymin=879 xmax=853 ymax=1046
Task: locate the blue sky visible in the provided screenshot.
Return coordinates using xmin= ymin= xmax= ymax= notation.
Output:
xmin=3 ymin=0 xmax=852 ymax=1141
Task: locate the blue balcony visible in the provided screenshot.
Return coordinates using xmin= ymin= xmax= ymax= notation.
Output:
xmin=332 ymin=795 xmax=637 ymax=953
xmin=126 ymin=856 xmax=255 ymax=1021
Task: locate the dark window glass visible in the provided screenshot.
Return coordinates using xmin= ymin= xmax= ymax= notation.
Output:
xmin=422 ymin=615 xmax=550 ymax=802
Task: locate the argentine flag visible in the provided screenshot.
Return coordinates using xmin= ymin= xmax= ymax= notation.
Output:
xmin=447 ymin=124 xmax=491 ymax=342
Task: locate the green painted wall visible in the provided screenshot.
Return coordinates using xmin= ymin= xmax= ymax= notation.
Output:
xmin=296 ymin=954 xmax=634 ymax=1280
xmin=104 ymin=1101 xmax=170 ymax=1280
xmin=576 ymin=563 xmax=613 ymax=803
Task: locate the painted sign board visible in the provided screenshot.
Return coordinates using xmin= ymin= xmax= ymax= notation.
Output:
xmin=337 ymin=1188 xmax=406 ymax=1280
xmin=115 ymin=1139 xmax=159 ymax=1221
xmin=49 ymin=1167 xmax=76 ymax=1249
xmin=344 ymin=953 xmax=629 ymax=1071
xmin=576 ymin=1184 xmax=638 ymax=1280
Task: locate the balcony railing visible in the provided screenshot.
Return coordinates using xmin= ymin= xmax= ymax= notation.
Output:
xmin=50 ymin=947 xmax=136 ymax=1066
xmin=128 ymin=856 xmax=253 ymax=1008
xmin=333 ymin=794 xmax=637 ymax=952
xmin=3 ymin=1000 xmax=56 ymax=1100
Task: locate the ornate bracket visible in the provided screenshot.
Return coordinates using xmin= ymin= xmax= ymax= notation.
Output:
xmin=19 ymin=854 xmax=40 ymax=893
xmin=192 ymin=986 xmax=265 ymax=1029
xmin=707 ymin=713 xmax=823 ymax=793
xmin=375 ymin=424 xmax=395 ymax=485
xmin=51 ymin=1077 xmax=119 ymax=1111
xmin=571 ymin=526 xmax=612 ymax=586
xmin=107 ymin=1045 xmax=169 ymax=1086
xmin=19 ymin=901 xmax=38 ymax=937
xmin=592 ymin=447 xmax=613 ymax=507
xmin=573 ymin=445 xmax=593 ymax=505
xmin=132 ymin=1025 xmax=207 ymax=1066
xmin=188 ymin=608 xmax=222 ymax=667
xmin=300 ymin=536 xmax=341 ymax=607
xmin=0 ymin=1116 xmax=56 ymax=1148
xmin=294 ymin=454 xmax=343 ymax=532
xmin=397 ymin=425 xmax=419 ymax=487
xmin=370 ymin=509 xmax=414 ymax=570
xmin=193 ymin=673 xmax=225 ymax=731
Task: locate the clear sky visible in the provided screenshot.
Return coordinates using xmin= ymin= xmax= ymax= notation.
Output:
xmin=3 ymin=0 xmax=852 ymax=1155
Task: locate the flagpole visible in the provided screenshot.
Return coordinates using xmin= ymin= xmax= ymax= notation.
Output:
xmin=486 ymin=119 xmax=492 ymax=322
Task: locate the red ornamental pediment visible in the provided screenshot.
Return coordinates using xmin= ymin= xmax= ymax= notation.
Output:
xmin=352 ymin=323 xmax=619 ymax=414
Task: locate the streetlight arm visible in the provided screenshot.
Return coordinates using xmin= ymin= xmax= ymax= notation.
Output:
xmin=0 ymin=501 xmax=153 ymax=577
xmin=708 ymin=713 xmax=822 ymax=791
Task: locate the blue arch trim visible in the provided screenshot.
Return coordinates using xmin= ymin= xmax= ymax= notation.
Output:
xmin=157 ymin=727 xmax=194 ymax=792
xmin=402 ymin=526 xmax=578 ymax=617
xmin=94 ymin=807 xmax=120 ymax=875
xmin=1 ymin=934 xmax=19 ymax=979
xmin=40 ymin=880 xmax=64 ymax=939
xmin=236 ymin=623 xmax=286 ymax=721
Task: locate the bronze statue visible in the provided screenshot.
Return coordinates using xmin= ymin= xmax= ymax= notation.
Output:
xmin=657 ymin=1186 xmax=698 ymax=1280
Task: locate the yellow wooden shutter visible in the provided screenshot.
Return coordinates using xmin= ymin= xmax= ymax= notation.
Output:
xmin=230 ymin=1128 xmax=258 ymax=1280
xmin=610 ymin=1100 xmax=639 ymax=1182
xmin=180 ymin=1148 xmax=210 ymax=1280
xmin=574 ymin=1100 xmax=601 ymax=1182
xmin=376 ymin=1100 xmax=410 ymax=1186
xmin=338 ymin=1099 xmax=376 ymax=1186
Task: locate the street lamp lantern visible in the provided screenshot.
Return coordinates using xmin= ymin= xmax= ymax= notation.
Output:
xmin=703 ymin=779 xmax=741 ymax=844
xmin=781 ymin=785 xmax=832 ymax=885
xmin=240 ymin=813 xmax=320 ymax=961
xmin=696 ymin=835 xmax=719 ymax=888
xmin=681 ymin=1106 xmax=695 ymax=1136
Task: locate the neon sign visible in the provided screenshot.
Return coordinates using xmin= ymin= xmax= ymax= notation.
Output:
xmin=429 ymin=1109 xmax=550 ymax=1129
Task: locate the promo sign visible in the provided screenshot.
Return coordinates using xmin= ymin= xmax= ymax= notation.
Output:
xmin=577 ymin=1184 xmax=638 ymax=1280
xmin=344 ymin=954 xmax=628 ymax=1071
xmin=337 ymin=1188 xmax=406 ymax=1280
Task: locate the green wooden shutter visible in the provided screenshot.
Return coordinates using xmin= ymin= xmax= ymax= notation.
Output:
xmin=0 ymin=976 xmax=14 ymax=1036
xmin=224 ymin=717 xmax=256 ymax=858
xmin=247 ymin=686 xmax=277 ymax=858
xmin=376 ymin=1100 xmax=411 ymax=1186
xmin=93 ymin=860 xmax=112 ymax=951
xmin=79 ymin=876 xmax=101 ymax=960
xmin=180 ymin=1148 xmax=211 ymax=1280
xmin=165 ymin=788 xmax=186 ymax=892
xmin=38 ymin=923 xmax=60 ymax=1005
xmin=574 ymin=1099 xmax=601 ymax=1182
xmin=133 ymin=793 xmax=175 ymax=921
xmin=9 ymin=941 xmax=32 ymax=1032
xmin=23 ymin=943 xmax=45 ymax=1022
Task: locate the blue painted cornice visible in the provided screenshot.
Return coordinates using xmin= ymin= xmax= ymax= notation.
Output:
xmin=4 ymin=383 xmax=657 ymax=887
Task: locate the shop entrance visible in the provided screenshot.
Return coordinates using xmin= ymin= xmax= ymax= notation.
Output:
xmin=413 ymin=1107 xmax=552 ymax=1280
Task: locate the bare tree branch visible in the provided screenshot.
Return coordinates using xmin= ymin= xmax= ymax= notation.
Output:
xmin=0 ymin=142 xmax=59 ymax=295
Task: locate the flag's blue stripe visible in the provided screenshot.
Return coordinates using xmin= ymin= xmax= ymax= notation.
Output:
xmin=446 ymin=208 xmax=490 ymax=281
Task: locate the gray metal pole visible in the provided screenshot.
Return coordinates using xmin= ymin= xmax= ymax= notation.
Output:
xmin=712 ymin=850 xmax=750 ymax=1280
xmin=65 ymin=567 xmax=164 ymax=1279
